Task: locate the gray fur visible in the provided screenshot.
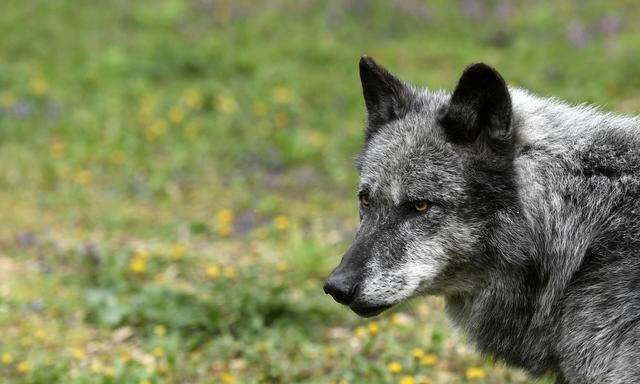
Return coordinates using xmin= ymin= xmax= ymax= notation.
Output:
xmin=324 ymin=59 xmax=640 ymax=383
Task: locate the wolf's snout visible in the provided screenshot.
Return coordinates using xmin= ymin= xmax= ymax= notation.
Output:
xmin=323 ymin=272 xmax=359 ymax=305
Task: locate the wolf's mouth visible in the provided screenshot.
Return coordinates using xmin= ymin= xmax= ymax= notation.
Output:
xmin=349 ymin=304 xmax=392 ymax=318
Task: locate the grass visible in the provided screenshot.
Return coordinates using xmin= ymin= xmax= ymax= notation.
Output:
xmin=1 ymin=0 xmax=639 ymax=382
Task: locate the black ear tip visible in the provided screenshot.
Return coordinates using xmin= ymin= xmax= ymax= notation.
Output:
xmin=466 ymin=62 xmax=494 ymax=70
xmin=359 ymin=55 xmax=377 ymax=71
xmin=462 ymin=62 xmax=505 ymax=83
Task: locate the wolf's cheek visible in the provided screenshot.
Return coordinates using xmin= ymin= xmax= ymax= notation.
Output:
xmin=400 ymin=238 xmax=450 ymax=293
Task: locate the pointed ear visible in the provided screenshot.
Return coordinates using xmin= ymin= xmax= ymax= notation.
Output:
xmin=359 ymin=56 xmax=413 ymax=140
xmin=438 ymin=63 xmax=512 ymax=144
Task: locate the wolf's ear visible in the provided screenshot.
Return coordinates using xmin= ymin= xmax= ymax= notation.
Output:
xmin=438 ymin=63 xmax=512 ymax=144
xmin=359 ymin=55 xmax=412 ymax=140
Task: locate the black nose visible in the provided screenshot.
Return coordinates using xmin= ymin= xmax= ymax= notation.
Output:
xmin=323 ymin=274 xmax=358 ymax=305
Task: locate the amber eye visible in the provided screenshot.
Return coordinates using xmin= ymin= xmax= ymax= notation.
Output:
xmin=359 ymin=194 xmax=370 ymax=206
xmin=414 ymin=201 xmax=429 ymax=212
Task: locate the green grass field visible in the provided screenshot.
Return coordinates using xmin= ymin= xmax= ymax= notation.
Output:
xmin=1 ymin=1 xmax=640 ymax=383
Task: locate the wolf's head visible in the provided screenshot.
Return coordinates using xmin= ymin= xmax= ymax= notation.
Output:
xmin=324 ymin=57 xmax=518 ymax=317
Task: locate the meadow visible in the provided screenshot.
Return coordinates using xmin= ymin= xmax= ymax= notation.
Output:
xmin=1 ymin=0 xmax=640 ymax=383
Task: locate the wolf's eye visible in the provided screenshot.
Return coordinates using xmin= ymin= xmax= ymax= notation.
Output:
xmin=359 ymin=194 xmax=370 ymax=207
xmin=414 ymin=201 xmax=429 ymax=212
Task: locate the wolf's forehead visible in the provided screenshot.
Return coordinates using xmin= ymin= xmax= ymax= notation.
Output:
xmin=359 ymin=152 xmax=419 ymax=204
xmin=359 ymin=132 xmax=437 ymax=199
xmin=356 ymin=90 xmax=455 ymax=199
xmin=357 ymin=125 xmax=464 ymax=203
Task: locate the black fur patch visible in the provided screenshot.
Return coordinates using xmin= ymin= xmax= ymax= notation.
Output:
xmin=359 ymin=55 xmax=413 ymax=140
xmin=438 ymin=63 xmax=512 ymax=145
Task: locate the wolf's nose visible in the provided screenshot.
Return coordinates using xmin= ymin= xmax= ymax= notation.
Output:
xmin=323 ymin=275 xmax=358 ymax=306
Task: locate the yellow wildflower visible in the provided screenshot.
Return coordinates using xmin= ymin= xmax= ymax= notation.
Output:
xmin=34 ymin=329 xmax=46 ymax=340
xmin=17 ymin=361 xmax=29 ymax=373
xmin=74 ymin=170 xmax=93 ymax=185
xmin=153 ymin=347 xmax=165 ymax=358
xmin=139 ymin=380 xmax=151 ymax=384
xmin=251 ymin=101 xmax=267 ymax=118
xmin=420 ymin=353 xmax=438 ymax=366
xmin=276 ymin=260 xmax=288 ymax=272
xmin=144 ymin=120 xmax=167 ymax=141
xmin=129 ymin=258 xmax=146 ymax=273
xmin=206 ymin=265 xmax=221 ymax=278
xmin=216 ymin=95 xmax=237 ymax=115
xmin=29 ymin=76 xmax=48 ymax=95
xmin=168 ymin=106 xmax=185 ymax=124
xmin=1 ymin=353 xmax=13 ymax=364
xmin=368 ymin=321 xmax=380 ymax=336
xmin=71 ymin=347 xmax=86 ymax=360
xmin=90 ymin=361 xmax=104 ymax=373
xmin=104 ymin=366 xmax=116 ymax=377
xmin=273 ymin=86 xmax=293 ymax=103
xmin=465 ymin=367 xmax=486 ymax=380
xmin=220 ymin=372 xmax=236 ymax=383
xmin=169 ymin=243 xmax=186 ymax=260
xmin=222 ymin=266 xmax=237 ymax=279
xmin=387 ymin=361 xmax=402 ymax=374
xmin=324 ymin=346 xmax=337 ymax=358
xmin=183 ymin=90 xmax=202 ymax=109
xmin=216 ymin=209 xmax=234 ymax=224
xmin=273 ymin=215 xmax=289 ymax=231
xmin=354 ymin=326 xmax=367 ymax=339
xmin=411 ymin=348 xmax=424 ymax=359
xmin=399 ymin=376 xmax=415 ymax=384
xmin=154 ymin=325 xmax=167 ymax=336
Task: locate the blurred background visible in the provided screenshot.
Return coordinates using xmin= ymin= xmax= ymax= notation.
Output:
xmin=1 ymin=0 xmax=639 ymax=383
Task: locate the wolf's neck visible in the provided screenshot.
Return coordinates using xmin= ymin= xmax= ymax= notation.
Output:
xmin=445 ymin=224 xmax=562 ymax=374
xmin=510 ymin=87 xmax=639 ymax=150
xmin=444 ymin=194 xmax=586 ymax=376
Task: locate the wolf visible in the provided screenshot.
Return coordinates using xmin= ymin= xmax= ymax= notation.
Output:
xmin=323 ymin=56 xmax=640 ymax=383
